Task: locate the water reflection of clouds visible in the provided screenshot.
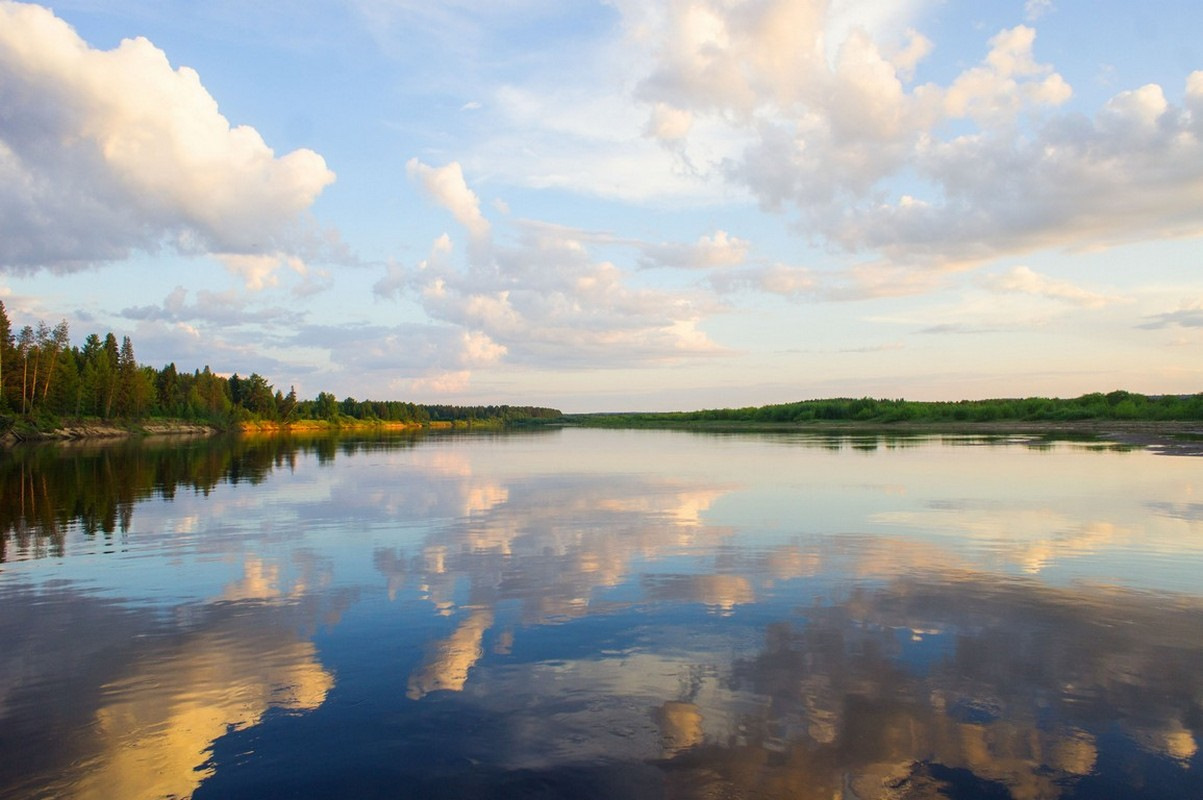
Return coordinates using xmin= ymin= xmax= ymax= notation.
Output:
xmin=353 ymin=434 xmax=1203 ymax=795
xmin=73 ymin=618 xmax=333 ymax=800
xmin=374 ymin=473 xmax=739 ymax=699
xmin=6 ymin=431 xmax=1203 ymax=798
xmin=407 ymin=607 xmax=494 ymax=699
xmin=1149 ymin=500 xmax=1203 ymax=524
xmin=427 ymin=578 xmax=1203 ymax=798
xmin=376 ymin=475 xmax=736 ymax=626
xmin=0 ymin=576 xmax=347 ymax=800
xmin=874 ymin=505 xmax=1138 ymax=574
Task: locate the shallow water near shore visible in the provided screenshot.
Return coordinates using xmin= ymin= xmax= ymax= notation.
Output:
xmin=1 ymin=428 xmax=1200 ymax=799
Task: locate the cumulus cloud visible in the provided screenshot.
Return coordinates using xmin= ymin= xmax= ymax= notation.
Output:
xmin=374 ymin=234 xmax=455 ymax=301
xmin=941 ymin=25 xmax=1071 ymax=124
xmin=384 ymin=160 xmax=725 ymax=372
xmin=406 ymin=159 xmax=491 ymax=245
xmin=838 ymin=74 xmax=1203 ymax=267
xmin=623 ymin=1 xmax=1203 ymax=269
xmin=288 ymin=322 xmax=507 ymax=398
xmin=0 ymin=2 xmax=335 ymax=274
xmin=408 ymin=370 xmax=473 ymax=395
xmin=215 ymin=253 xmax=309 ymax=292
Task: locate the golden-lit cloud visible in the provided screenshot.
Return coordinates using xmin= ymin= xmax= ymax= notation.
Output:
xmin=0 ymin=2 xmax=334 ymax=274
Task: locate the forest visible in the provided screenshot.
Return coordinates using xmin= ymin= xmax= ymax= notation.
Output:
xmin=0 ymin=303 xmax=560 ymax=429
xmin=572 ymin=391 xmax=1203 ymax=426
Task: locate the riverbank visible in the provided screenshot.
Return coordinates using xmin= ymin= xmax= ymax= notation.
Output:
xmin=0 ymin=419 xmax=219 ymax=445
xmin=0 ymin=416 xmax=497 ymax=445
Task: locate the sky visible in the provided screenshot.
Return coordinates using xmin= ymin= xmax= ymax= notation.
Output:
xmin=0 ymin=0 xmax=1201 ymax=412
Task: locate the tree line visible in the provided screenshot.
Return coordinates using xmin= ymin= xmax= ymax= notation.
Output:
xmin=0 ymin=303 xmax=560 ymax=428
xmin=573 ymin=391 xmax=1203 ymax=426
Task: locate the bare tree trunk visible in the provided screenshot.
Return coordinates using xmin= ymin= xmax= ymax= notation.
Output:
xmin=28 ymin=350 xmax=39 ymax=412
xmin=41 ymin=321 xmax=69 ymax=401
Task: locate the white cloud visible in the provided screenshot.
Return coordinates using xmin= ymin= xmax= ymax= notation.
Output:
xmin=941 ymin=26 xmax=1071 ymax=124
xmin=0 ymin=2 xmax=336 ymax=273
xmin=288 ymin=322 xmax=503 ymax=392
xmin=120 ymin=286 xmax=304 ymax=328
xmin=1024 ymin=0 xmax=1053 ymax=22
xmin=619 ymin=2 xmax=1203 ymax=271
xmin=839 ymin=71 xmax=1203 ymax=267
xmin=407 ymin=370 xmax=473 ymax=395
xmin=374 ymin=234 xmax=454 ymax=300
xmin=386 ymin=161 xmax=727 ymax=371
xmin=639 ymin=230 xmax=749 ymax=269
xmin=983 ymin=266 xmax=1119 ymax=309
xmin=645 ymin=102 xmax=694 ymax=142
xmin=460 ymin=330 xmax=507 ymax=365
xmin=215 ymin=252 xmax=309 ymax=291
xmin=405 ymin=159 xmax=491 ymax=243
xmin=710 ymin=263 xmax=817 ymax=297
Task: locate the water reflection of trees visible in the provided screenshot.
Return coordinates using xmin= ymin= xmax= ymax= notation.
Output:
xmin=0 ymin=432 xmax=426 ymax=562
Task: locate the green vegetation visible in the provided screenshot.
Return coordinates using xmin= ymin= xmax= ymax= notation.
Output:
xmin=0 ymin=302 xmax=559 ymax=438
xmin=569 ymin=392 xmax=1203 ymax=428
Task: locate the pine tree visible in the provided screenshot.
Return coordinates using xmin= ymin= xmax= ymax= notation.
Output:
xmin=0 ymin=301 xmax=12 ymax=412
xmin=16 ymin=325 xmax=33 ymax=414
xmin=115 ymin=336 xmax=137 ymax=416
xmin=102 ymin=333 xmax=119 ymax=418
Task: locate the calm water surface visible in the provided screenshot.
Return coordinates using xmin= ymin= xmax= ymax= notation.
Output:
xmin=1 ymin=428 xmax=1200 ymax=799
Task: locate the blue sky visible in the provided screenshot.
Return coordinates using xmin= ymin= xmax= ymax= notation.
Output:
xmin=1 ymin=0 xmax=1200 ymax=411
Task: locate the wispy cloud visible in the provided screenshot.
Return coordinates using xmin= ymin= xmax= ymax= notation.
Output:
xmin=637 ymin=230 xmax=749 ymax=269
xmin=1024 ymin=0 xmax=1054 ymax=22
xmin=982 ymin=266 xmax=1121 ymax=308
xmin=1139 ymin=303 xmax=1203 ymax=330
xmin=121 ymin=287 xmax=305 ymax=327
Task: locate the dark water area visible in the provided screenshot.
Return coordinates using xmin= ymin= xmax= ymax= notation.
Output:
xmin=0 ymin=429 xmax=1200 ymax=799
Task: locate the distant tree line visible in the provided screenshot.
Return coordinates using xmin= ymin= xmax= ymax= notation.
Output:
xmin=575 ymin=392 xmax=1203 ymax=426
xmin=0 ymin=303 xmax=560 ymax=428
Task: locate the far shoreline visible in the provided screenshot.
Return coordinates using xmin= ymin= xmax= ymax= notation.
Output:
xmin=4 ymin=416 xmax=1202 ymax=455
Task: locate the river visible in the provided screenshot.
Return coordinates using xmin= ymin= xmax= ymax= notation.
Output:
xmin=1 ymin=428 xmax=1200 ymax=799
